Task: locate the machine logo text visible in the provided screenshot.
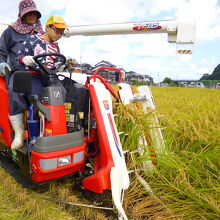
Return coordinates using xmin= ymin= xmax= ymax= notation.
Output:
xmin=133 ymin=22 xmax=161 ymax=31
xmin=103 ymin=100 xmax=109 ymax=110
xmin=54 ymin=91 xmax=61 ymax=98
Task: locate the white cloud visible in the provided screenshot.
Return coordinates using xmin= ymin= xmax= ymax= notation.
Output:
xmin=175 ymin=0 xmax=220 ymax=41
xmin=199 ymin=57 xmax=219 ymax=74
xmin=0 ymin=2 xmax=18 ymax=23
xmin=131 ymin=35 xmax=175 ymax=57
xmin=132 ymin=57 xmax=164 ymax=73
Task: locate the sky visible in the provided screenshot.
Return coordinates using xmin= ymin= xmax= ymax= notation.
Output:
xmin=1 ymin=0 xmax=220 ymax=82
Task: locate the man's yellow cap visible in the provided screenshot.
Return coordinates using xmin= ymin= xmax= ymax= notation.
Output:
xmin=46 ymin=15 xmax=68 ymax=29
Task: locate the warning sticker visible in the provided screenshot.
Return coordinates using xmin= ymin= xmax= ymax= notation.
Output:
xmin=64 ymin=102 xmax=72 ymax=110
xmin=44 ymin=128 xmax=52 ymax=136
xmin=70 ymin=114 xmax=75 ymax=122
xmin=66 ymin=113 xmax=70 ymax=122
xmin=79 ymin=112 xmax=84 ymax=119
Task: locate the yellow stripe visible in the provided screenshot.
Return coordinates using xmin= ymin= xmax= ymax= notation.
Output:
xmin=177 ymin=50 xmax=192 ymax=54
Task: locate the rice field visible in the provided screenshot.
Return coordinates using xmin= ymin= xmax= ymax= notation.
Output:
xmin=0 ymin=86 xmax=219 ymax=219
xmin=115 ymin=86 xmax=220 ymax=219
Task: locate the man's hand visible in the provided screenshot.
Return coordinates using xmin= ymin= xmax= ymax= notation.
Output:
xmin=23 ymin=56 xmax=35 ymax=66
xmin=0 ymin=62 xmax=11 ymax=76
xmin=55 ymin=62 xmax=65 ymax=72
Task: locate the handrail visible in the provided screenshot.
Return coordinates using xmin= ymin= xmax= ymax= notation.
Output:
xmin=93 ymin=66 xmax=123 ymax=83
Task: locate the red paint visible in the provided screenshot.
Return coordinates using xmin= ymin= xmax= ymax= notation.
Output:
xmin=86 ymin=74 xmax=119 ymax=101
xmin=82 ymin=85 xmax=114 ymax=193
xmin=0 ymin=77 xmax=11 ymax=147
xmin=31 ymin=143 xmax=86 ymax=182
xmin=43 ymin=104 xmax=67 ymax=136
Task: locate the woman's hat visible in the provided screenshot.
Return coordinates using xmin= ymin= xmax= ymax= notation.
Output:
xmin=19 ymin=0 xmax=41 ymax=20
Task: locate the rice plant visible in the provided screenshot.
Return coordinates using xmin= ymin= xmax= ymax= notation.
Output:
xmin=0 ymin=86 xmax=219 ymax=219
xmin=113 ymin=86 xmax=220 ymax=219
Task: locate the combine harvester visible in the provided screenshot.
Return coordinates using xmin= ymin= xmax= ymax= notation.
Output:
xmin=0 ymin=20 xmax=195 ymax=219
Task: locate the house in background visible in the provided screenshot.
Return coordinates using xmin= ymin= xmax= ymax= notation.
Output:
xmin=93 ymin=60 xmax=116 ymax=69
xmin=69 ymin=59 xmax=154 ymax=83
xmin=125 ymin=71 xmax=153 ymax=83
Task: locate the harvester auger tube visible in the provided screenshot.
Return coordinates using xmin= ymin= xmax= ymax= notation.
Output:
xmin=64 ymin=19 xmax=195 ymax=54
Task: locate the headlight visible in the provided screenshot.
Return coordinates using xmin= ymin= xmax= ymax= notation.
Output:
xmin=58 ymin=155 xmax=71 ymax=167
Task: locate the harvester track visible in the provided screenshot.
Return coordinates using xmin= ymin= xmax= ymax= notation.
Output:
xmin=0 ymin=152 xmax=37 ymax=189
